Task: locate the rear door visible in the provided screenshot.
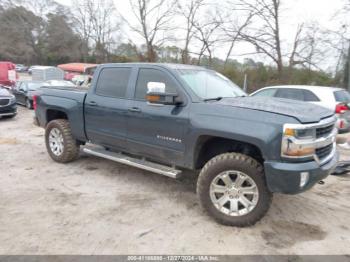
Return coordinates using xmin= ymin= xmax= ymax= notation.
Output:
xmin=126 ymin=67 xmax=189 ymax=165
xmin=84 ymin=66 xmax=134 ymax=150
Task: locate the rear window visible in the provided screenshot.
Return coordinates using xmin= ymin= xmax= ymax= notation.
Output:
xmin=303 ymin=90 xmax=320 ymax=102
xmin=96 ymin=68 xmax=131 ymax=98
xmin=334 ymin=90 xmax=350 ymax=103
xmin=274 ymin=88 xmax=320 ymax=102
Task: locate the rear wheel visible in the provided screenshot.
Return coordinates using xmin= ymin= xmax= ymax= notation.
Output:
xmin=45 ymin=119 xmax=80 ymax=163
xmin=197 ymin=153 xmax=272 ymax=227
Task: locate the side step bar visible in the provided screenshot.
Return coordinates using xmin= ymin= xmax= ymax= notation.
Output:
xmin=83 ymin=146 xmax=182 ymax=179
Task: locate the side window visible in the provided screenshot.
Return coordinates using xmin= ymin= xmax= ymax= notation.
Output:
xmin=135 ymin=68 xmax=177 ymax=100
xmin=303 ymin=90 xmax=320 ymax=102
xmin=96 ymin=67 xmax=131 ymax=98
xmin=252 ymin=88 xmax=277 ymax=97
xmin=275 ymin=88 xmax=305 ymax=101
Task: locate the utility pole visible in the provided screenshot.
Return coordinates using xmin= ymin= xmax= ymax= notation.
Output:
xmin=243 ymin=74 xmax=248 ymax=93
xmin=348 ymin=42 xmax=350 ymax=91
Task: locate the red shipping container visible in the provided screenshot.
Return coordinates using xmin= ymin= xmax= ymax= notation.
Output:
xmin=0 ymin=61 xmax=18 ymax=87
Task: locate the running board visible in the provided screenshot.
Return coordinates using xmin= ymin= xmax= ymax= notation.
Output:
xmin=83 ymin=146 xmax=182 ymax=179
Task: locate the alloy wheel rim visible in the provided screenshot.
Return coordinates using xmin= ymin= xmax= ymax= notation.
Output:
xmin=49 ymin=128 xmax=64 ymax=156
xmin=209 ymin=170 xmax=259 ymax=216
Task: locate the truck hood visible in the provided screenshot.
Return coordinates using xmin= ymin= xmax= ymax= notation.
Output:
xmin=218 ymin=96 xmax=334 ymax=124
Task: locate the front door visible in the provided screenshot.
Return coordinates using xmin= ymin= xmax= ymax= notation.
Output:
xmin=126 ymin=67 xmax=189 ymax=166
xmin=84 ymin=66 xmax=133 ymax=150
xmin=13 ymin=82 xmax=27 ymax=104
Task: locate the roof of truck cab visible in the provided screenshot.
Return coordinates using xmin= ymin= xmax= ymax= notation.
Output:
xmin=261 ymin=85 xmax=344 ymax=93
xmin=100 ymin=63 xmax=206 ymax=70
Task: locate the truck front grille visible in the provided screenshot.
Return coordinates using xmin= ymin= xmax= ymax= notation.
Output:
xmin=316 ymin=144 xmax=333 ymax=160
xmin=316 ymin=124 xmax=334 ymax=138
xmin=0 ymin=99 xmax=10 ymax=106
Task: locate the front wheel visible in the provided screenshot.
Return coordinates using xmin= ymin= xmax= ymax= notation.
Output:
xmin=197 ymin=153 xmax=272 ymax=227
xmin=25 ymin=98 xmax=32 ymax=109
xmin=45 ymin=119 xmax=80 ymax=163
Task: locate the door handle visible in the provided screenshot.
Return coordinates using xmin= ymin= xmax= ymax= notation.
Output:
xmin=88 ymin=101 xmax=98 ymax=106
xmin=128 ymin=107 xmax=142 ymax=113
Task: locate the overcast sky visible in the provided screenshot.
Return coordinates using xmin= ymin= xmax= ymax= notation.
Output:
xmin=54 ymin=0 xmax=347 ymax=70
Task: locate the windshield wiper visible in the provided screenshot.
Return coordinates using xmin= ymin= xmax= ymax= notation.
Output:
xmin=203 ymin=97 xmax=223 ymax=102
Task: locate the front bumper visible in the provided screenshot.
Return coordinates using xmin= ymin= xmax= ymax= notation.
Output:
xmin=264 ymin=150 xmax=339 ymax=194
xmin=0 ymin=103 xmax=17 ymax=117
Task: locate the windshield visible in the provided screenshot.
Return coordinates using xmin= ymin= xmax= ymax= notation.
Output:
xmin=28 ymin=82 xmax=44 ymax=90
xmin=177 ymin=69 xmax=246 ymax=100
xmin=334 ymin=90 xmax=350 ymax=103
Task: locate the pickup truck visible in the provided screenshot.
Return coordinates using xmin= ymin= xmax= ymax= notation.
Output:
xmin=34 ymin=63 xmax=338 ymax=227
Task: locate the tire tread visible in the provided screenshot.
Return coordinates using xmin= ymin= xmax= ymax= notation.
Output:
xmin=45 ymin=119 xmax=79 ymax=163
xmin=197 ymin=153 xmax=272 ymax=227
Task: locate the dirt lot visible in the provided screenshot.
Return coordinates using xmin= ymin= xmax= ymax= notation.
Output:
xmin=0 ymin=106 xmax=350 ymax=255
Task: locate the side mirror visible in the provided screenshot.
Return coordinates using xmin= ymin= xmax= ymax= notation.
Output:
xmin=146 ymin=82 xmax=183 ymax=105
xmin=146 ymin=91 xmax=183 ymax=105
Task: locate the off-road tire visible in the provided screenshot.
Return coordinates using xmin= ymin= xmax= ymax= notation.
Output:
xmin=45 ymin=119 xmax=80 ymax=163
xmin=197 ymin=153 xmax=272 ymax=227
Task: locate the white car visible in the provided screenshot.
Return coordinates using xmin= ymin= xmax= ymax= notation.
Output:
xmin=250 ymin=85 xmax=350 ymax=133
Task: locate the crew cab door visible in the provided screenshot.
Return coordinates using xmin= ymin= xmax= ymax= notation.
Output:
xmin=126 ymin=67 xmax=189 ymax=166
xmin=84 ymin=66 xmax=133 ymax=149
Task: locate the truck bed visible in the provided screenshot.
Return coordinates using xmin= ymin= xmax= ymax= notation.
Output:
xmin=39 ymin=86 xmax=87 ymax=100
xmin=36 ymin=86 xmax=88 ymax=141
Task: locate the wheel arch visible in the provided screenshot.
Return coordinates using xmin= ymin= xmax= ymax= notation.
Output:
xmin=193 ymin=135 xmax=265 ymax=169
xmin=45 ymin=108 xmax=68 ymax=126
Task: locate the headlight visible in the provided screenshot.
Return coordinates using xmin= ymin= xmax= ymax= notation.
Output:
xmin=284 ymin=127 xmax=316 ymax=139
xmin=9 ymin=95 xmax=16 ymax=103
xmin=282 ymin=124 xmax=317 ymax=158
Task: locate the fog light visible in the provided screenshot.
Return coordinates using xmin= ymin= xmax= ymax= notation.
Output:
xmin=300 ymin=172 xmax=310 ymax=188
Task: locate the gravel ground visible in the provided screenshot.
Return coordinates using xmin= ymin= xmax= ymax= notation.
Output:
xmin=0 ymin=106 xmax=350 ymax=255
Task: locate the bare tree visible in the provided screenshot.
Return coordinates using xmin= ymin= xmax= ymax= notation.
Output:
xmin=238 ymin=0 xmax=284 ymax=75
xmin=289 ymin=24 xmax=330 ymax=71
xmin=220 ymin=2 xmax=255 ymax=69
xmin=74 ymin=0 xmax=121 ymax=62
xmin=177 ymin=0 xmax=206 ymax=64
xmin=89 ymin=0 xmax=120 ymax=62
xmin=75 ymin=0 xmax=94 ymax=61
xmin=124 ymin=0 xmax=176 ymax=62
xmin=192 ymin=9 xmax=222 ymax=66
xmin=322 ymin=1 xmax=350 ymax=87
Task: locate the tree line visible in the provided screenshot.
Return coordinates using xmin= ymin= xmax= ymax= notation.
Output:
xmin=0 ymin=0 xmax=349 ymax=92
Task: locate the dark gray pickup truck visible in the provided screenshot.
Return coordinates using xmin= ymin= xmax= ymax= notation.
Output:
xmin=35 ymin=63 xmax=338 ymax=227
